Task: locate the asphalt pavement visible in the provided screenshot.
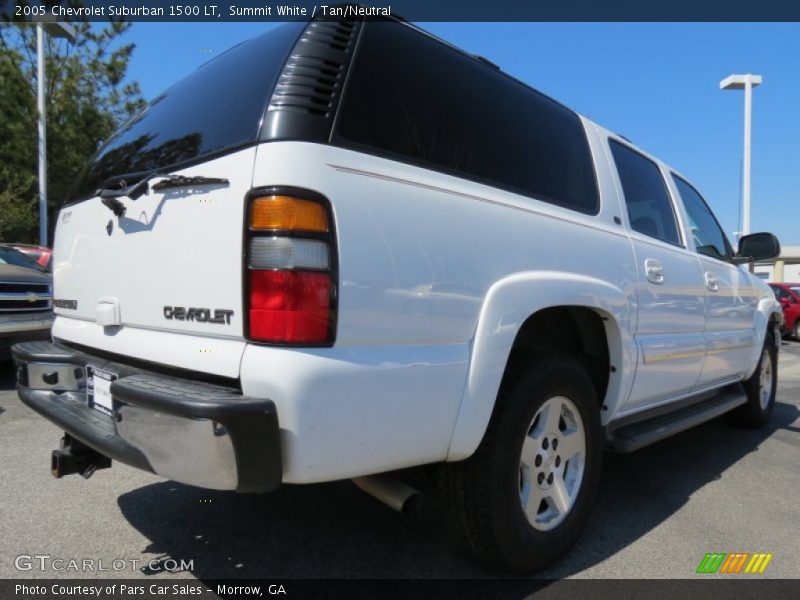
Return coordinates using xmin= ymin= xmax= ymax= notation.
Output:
xmin=1 ymin=342 xmax=798 ymax=581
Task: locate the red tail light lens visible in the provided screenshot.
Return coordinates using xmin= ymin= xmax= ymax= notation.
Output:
xmin=245 ymin=189 xmax=336 ymax=345
xmin=249 ymin=271 xmax=332 ymax=343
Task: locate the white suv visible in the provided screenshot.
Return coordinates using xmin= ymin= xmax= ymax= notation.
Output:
xmin=13 ymin=17 xmax=782 ymax=572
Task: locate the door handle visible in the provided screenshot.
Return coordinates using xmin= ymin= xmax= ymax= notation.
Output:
xmin=644 ymin=259 xmax=665 ymax=284
xmin=705 ymin=272 xmax=719 ymax=292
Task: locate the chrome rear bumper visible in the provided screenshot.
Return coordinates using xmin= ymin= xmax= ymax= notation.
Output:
xmin=12 ymin=341 xmax=282 ymax=492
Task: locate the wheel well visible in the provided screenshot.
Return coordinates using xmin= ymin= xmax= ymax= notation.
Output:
xmin=506 ymin=306 xmax=611 ymax=406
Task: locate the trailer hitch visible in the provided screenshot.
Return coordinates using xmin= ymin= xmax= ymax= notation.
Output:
xmin=51 ymin=434 xmax=112 ymax=479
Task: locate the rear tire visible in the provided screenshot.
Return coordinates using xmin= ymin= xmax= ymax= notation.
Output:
xmin=730 ymin=329 xmax=777 ymax=428
xmin=440 ymin=352 xmax=602 ymax=573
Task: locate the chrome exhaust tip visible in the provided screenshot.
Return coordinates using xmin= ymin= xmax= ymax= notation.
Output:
xmin=352 ymin=474 xmax=424 ymax=514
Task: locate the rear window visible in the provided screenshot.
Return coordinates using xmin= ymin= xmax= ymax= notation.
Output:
xmin=334 ymin=22 xmax=599 ymax=214
xmin=71 ymin=22 xmax=304 ymax=201
xmin=0 ymin=246 xmax=47 ymax=272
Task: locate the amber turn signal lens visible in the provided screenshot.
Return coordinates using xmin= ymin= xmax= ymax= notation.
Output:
xmin=250 ymin=196 xmax=329 ymax=233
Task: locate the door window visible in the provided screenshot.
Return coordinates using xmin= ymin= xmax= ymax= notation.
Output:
xmin=772 ymin=286 xmax=790 ymax=301
xmin=672 ymin=175 xmax=733 ymax=262
xmin=609 ymin=141 xmax=681 ymax=246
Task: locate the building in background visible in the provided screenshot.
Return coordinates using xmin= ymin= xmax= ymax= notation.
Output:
xmin=754 ymin=245 xmax=800 ymax=282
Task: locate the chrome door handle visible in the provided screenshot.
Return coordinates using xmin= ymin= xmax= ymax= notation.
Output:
xmin=705 ymin=272 xmax=719 ymax=292
xmin=644 ymin=259 xmax=665 ymax=284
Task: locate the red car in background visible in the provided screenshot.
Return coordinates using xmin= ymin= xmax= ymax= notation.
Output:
xmin=769 ymin=282 xmax=800 ymax=340
xmin=10 ymin=244 xmax=52 ymax=271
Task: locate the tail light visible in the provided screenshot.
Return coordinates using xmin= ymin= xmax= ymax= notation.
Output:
xmin=245 ymin=190 xmax=336 ymax=345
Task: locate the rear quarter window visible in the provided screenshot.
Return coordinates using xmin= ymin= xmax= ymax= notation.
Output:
xmin=334 ymin=22 xmax=599 ymax=215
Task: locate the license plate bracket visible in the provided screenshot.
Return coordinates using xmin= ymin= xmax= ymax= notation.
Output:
xmin=87 ymin=366 xmax=118 ymax=417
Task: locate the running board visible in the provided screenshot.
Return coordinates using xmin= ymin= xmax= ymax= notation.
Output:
xmin=605 ymin=384 xmax=747 ymax=452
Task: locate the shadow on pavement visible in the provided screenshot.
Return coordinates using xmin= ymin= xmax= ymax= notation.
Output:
xmin=117 ymin=398 xmax=799 ymax=580
xmin=0 ymin=360 xmax=16 ymax=419
xmin=0 ymin=360 xmax=15 ymax=390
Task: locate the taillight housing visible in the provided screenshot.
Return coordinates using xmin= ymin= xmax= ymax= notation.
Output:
xmin=244 ymin=188 xmax=337 ymax=345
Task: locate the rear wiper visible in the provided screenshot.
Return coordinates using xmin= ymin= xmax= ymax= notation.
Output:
xmin=97 ymin=172 xmax=155 ymax=201
xmin=151 ymin=174 xmax=229 ymax=192
xmin=96 ymin=172 xmax=230 ymax=217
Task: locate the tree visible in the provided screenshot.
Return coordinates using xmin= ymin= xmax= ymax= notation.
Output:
xmin=0 ymin=20 xmax=145 ymax=243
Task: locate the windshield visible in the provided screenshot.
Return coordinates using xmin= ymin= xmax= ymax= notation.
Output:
xmin=0 ymin=246 xmax=47 ymax=272
xmin=70 ymin=22 xmax=303 ymax=201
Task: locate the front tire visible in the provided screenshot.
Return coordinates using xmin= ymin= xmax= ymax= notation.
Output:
xmin=730 ymin=329 xmax=777 ymax=428
xmin=440 ymin=353 xmax=602 ymax=573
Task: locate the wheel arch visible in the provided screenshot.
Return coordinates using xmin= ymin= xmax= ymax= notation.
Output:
xmin=446 ymin=271 xmax=637 ymax=462
xmin=744 ymin=296 xmax=783 ymax=379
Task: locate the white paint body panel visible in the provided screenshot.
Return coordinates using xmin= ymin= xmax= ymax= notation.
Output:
xmin=51 ymin=132 xmax=781 ymax=483
xmin=53 ymin=148 xmax=255 ymax=339
xmin=52 ymin=316 xmax=246 ymax=379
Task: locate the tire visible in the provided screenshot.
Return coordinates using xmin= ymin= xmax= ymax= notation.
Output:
xmin=793 ymin=320 xmax=800 ymax=341
xmin=440 ymin=352 xmax=602 ymax=573
xmin=730 ymin=329 xmax=777 ymax=428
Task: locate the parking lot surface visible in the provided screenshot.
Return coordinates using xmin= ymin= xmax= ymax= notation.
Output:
xmin=1 ymin=342 xmax=799 ymax=580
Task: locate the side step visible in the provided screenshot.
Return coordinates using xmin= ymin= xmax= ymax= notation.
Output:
xmin=605 ymin=384 xmax=748 ymax=452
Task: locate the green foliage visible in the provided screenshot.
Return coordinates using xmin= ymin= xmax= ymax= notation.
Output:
xmin=0 ymin=20 xmax=145 ymax=243
xmin=0 ymin=166 xmax=36 ymax=243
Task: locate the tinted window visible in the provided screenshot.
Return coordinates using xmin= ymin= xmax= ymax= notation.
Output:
xmin=0 ymin=246 xmax=46 ymax=271
xmin=672 ymin=175 xmax=732 ymax=261
xmin=771 ymin=286 xmax=789 ymax=300
xmin=610 ymin=141 xmax=680 ymax=246
xmin=71 ymin=23 xmax=304 ymax=200
xmin=335 ymin=22 xmax=599 ymax=214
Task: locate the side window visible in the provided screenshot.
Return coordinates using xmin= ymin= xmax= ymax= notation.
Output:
xmin=672 ymin=175 xmax=732 ymax=262
xmin=772 ymin=286 xmax=789 ymax=301
xmin=609 ymin=141 xmax=681 ymax=246
xmin=335 ymin=22 xmax=600 ymax=214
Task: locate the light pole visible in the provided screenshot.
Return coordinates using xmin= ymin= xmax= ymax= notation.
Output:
xmin=720 ymin=74 xmax=762 ymax=236
xmin=34 ymin=17 xmax=75 ymax=246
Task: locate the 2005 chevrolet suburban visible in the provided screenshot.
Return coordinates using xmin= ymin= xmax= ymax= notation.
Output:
xmin=13 ymin=16 xmax=783 ymax=572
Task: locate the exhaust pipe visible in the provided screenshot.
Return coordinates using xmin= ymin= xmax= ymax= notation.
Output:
xmin=352 ymin=474 xmax=424 ymax=514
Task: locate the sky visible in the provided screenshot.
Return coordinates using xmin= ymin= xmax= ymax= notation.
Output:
xmin=119 ymin=22 xmax=799 ymax=244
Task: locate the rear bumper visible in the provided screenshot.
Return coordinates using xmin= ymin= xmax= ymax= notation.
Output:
xmin=12 ymin=341 xmax=282 ymax=492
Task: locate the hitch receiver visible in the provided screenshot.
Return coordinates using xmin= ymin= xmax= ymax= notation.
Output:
xmin=51 ymin=434 xmax=112 ymax=479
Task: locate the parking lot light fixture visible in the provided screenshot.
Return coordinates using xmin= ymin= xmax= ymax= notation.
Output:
xmin=720 ymin=73 xmax=762 ymax=236
xmin=33 ymin=17 xmax=75 ymax=246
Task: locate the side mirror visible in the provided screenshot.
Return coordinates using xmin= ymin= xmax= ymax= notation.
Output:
xmin=735 ymin=232 xmax=781 ymax=263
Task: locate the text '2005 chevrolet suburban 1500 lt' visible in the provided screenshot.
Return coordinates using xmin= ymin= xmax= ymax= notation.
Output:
xmin=13 ymin=16 xmax=783 ymax=572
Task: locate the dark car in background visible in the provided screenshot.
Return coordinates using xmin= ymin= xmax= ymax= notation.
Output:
xmin=769 ymin=283 xmax=800 ymax=340
xmin=0 ymin=245 xmax=54 ymax=361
